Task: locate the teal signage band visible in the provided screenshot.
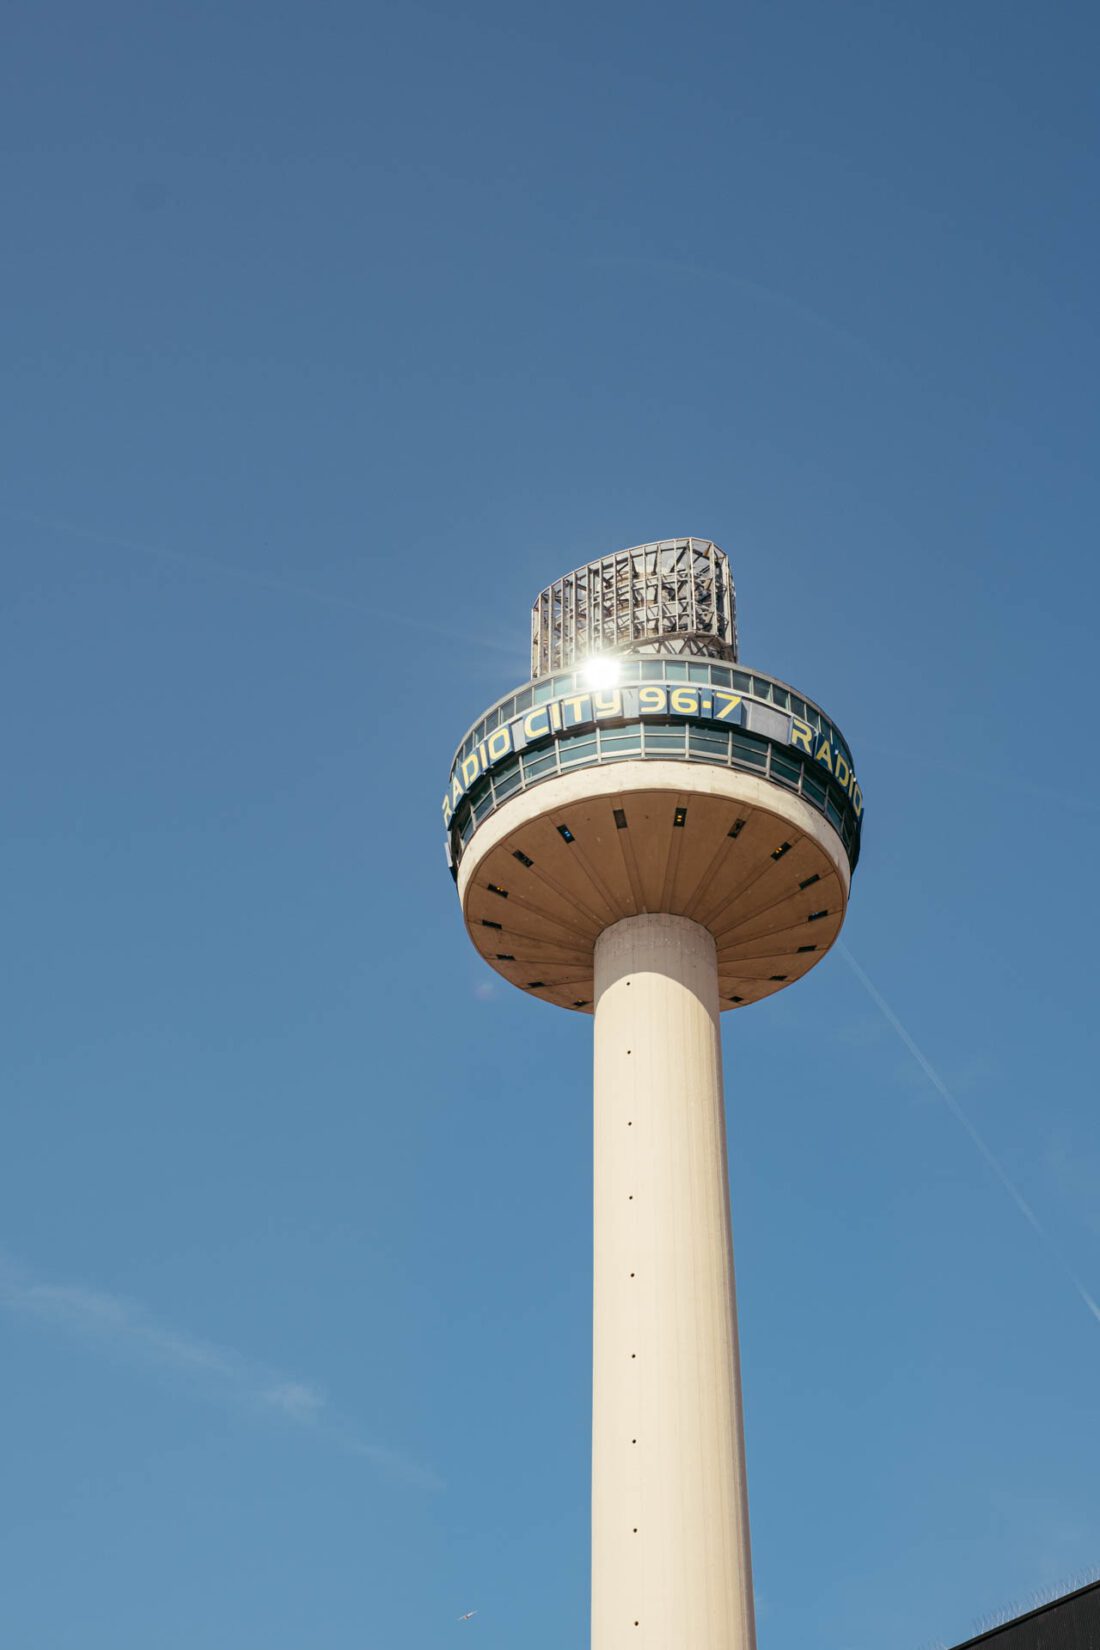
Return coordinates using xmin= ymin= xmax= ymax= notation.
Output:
xmin=443 ymin=669 xmax=863 ymax=866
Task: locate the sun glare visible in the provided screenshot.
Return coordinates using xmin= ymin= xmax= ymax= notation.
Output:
xmin=584 ymin=655 xmax=622 ymax=691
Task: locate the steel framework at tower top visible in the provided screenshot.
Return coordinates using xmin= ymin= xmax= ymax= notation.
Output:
xmin=530 ymin=537 xmax=738 ymax=678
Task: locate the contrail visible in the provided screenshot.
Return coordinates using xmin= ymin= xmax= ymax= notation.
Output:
xmin=586 ymin=253 xmax=886 ymax=370
xmin=0 ymin=504 xmax=523 ymax=662
xmin=0 ymin=1249 xmax=442 ymax=1488
xmin=838 ymin=941 xmax=1100 ymax=1327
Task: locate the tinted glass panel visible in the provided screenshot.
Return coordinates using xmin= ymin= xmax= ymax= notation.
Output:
xmin=560 ymin=734 xmax=598 ymax=767
xmin=730 ymin=732 xmax=768 ymax=770
xmin=493 ymin=762 xmax=522 ymax=801
xmin=522 ymin=750 xmax=558 ymax=780
xmin=688 ymin=728 xmax=732 ymax=760
xmin=600 ymin=728 xmax=642 ymax=752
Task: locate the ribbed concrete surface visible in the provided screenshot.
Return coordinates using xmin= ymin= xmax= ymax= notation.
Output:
xmin=458 ymin=761 xmax=851 ymax=1013
xmin=592 ymin=915 xmax=756 ymax=1650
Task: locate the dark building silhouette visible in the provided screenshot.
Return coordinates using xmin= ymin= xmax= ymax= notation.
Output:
xmin=950 ymin=1580 xmax=1100 ymax=1650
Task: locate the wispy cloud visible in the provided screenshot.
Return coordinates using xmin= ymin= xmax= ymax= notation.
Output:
xmin=1 ymin=503 xmax=522 ymax=666
xmin=838 ymin=944 xmax=1100 ymax=1330
xmin=0 ymin=1252 xmax=441 ymax=1489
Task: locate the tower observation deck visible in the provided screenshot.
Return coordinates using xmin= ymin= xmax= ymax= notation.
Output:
xmin=444 ymin=537 xmax=862 ymax=1650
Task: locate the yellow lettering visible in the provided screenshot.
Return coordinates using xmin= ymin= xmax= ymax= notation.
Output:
xmin=814 ymin=740 xmax=834 ymax=775
xmin=442 ymin=795 xmax=453 ymax=827
xmin=560 ymin=693 xmax=592 ymax=727
xmin=524 ymin=707 xmax=550 ymax=740
xmin=593 ymin=690 xmax=623 ymax=718
xmin=852 ymin=784 xmax=863 ymax=817
xmin=790 ymin=718 xmax=813 ymax=754
xmin=833 ymin=752 xmax=850 ymax=790
xmin=451 ymin=773 xmax=463 ymax=807
xmin=713 ymin=691 xmax=742 ymax=722
xmin=670 ymin=686 xmax=699 ymax=715
xmin=461 ymin=752 xmax=481 ymax=786
xmin=549 ymin=700 xmax=563 ymax=731
xmin=486 ymin=726 xmax=512 ymax=762
xmin=639 ymin=685 xmax=667 ymax=713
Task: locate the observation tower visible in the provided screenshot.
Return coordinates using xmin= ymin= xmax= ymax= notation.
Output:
xmin=444 ymin=538 xmax=862 ymax=1650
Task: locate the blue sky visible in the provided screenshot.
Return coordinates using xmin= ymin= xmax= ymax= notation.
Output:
xmin=3 ymin=2 xmax=1099 ymax=1645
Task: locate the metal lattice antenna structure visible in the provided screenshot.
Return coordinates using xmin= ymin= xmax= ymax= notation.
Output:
xmin=530 ymin=537 xmax=737 ymax=678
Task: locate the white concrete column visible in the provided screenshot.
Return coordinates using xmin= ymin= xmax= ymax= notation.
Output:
xmin=591 ymin=914 xmax=756 ymax=1650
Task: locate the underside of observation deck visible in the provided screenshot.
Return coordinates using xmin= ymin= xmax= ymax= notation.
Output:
xmin=458 ymin=764 xmax=848 ymax=1013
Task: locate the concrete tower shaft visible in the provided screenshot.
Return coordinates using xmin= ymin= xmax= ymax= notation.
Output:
xmin=593 ymin=915 xmax=754 ymax=1650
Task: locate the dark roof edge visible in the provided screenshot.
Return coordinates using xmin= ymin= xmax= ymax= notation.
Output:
xmin=948 ymin=1575 xmax=1100 ymax=1650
